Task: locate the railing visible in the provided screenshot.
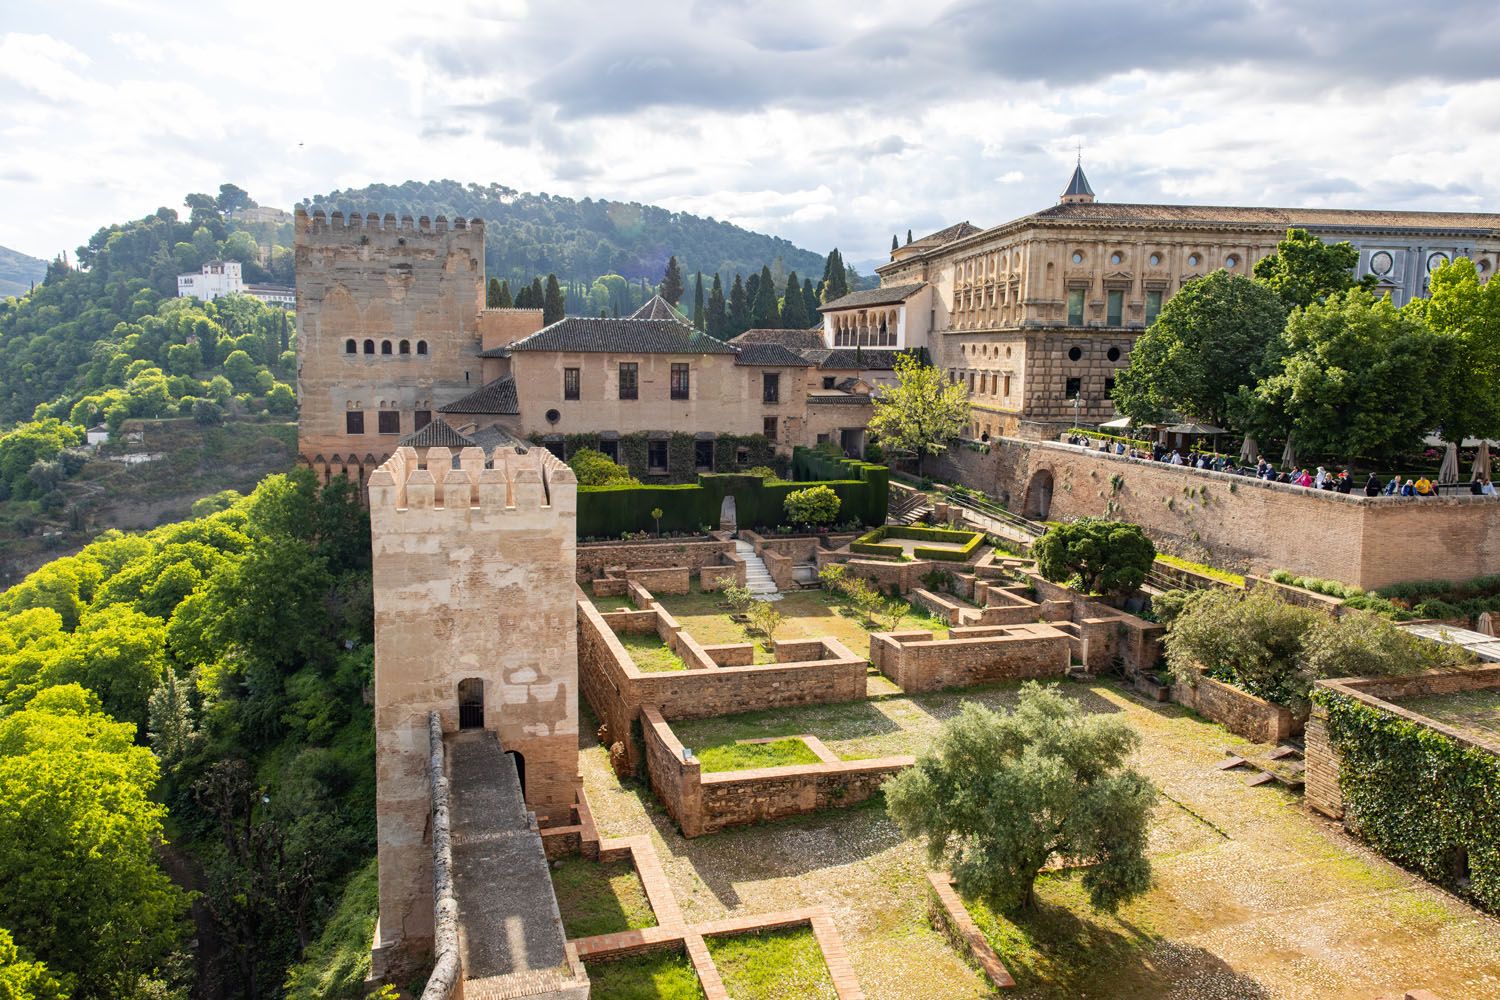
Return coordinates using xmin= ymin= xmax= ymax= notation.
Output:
xmin=939 ymin=488 xmax=1046 ymax=537
xmin=423 ymin=712 xmax=461 ymax=1000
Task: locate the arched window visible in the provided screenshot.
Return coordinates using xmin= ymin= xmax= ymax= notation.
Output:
xmin=363 ymin=339 xmax=374 ymax=355
xmin=416 ymin=340 xmax=428 ymax=356
xmin=399 ymin=339 xmax=411 ymax=355
xmin=344 ymin=338 xmax=356 ymax=354
xmin=381 ymin=340 xmax=393 ymax=355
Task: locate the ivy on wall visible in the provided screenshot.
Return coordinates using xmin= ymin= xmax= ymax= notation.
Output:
xmin=530 ymin=432 xmax=780 ymax=483
xmin=1314 ymin=688 xmax=1500 ymax=913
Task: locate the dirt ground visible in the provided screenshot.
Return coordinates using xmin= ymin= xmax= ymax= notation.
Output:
xmin=580 ymin=680 xmax=1500 ymax=1000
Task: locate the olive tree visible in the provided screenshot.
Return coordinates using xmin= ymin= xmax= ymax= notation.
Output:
xmin=886 ymin=684 xmax=1155 ymax=913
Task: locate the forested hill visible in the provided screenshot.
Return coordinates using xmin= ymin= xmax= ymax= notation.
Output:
xmin=303 ymin=179 xmax=829 ymax=288
xmin=0 ymin=245 xmax=47 ymax=298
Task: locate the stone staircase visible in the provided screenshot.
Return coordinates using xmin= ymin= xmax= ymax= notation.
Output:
xmin=888 ymin=488 xmax=932 ymax=525
xmin=734 ymin=539 xmax=782 ymax=601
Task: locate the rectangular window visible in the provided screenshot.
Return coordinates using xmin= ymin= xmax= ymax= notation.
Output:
xmin=967 ymin=372 xmax=975 ymax=393
xmin=1066 ymin=377 xmax=1082 ymax=400
xmin=763 ymin=416 xmax=778 ymax=441
xmin=345 ymin=411 xmax=364 ymax=435
xmin=1067 ymin=288 xmax=1085 ymax=326
xmin=414 ymin=409 xmax=432 ymax=431
xmin=1106 ymin=290 xmax=1124 ymax=326
xmin=378 ymin=410 xmax=400 ymax=435
xmin=619 ymin=363 xmax=638 ymax=400
xmin=648 ymin=439 xmax=668 ymax=472
xmin=1145 ymin=290 xmax=1163 ymax=325
xmin=1105 ymin=377 xmax=1116 ymax=398
xmin=670 ymin=363 xmax=690 ymax=400
xmin=1002 ymin=374 xmax=1012 ymax=398
xmin=599 ymin=439 xmax=619 ymax=462
xmin=695 ymin=439 xmax=713 ymax=470
xmin=563 ymin=367 xmax=580 ymax=400
xmin=823 ymin=376 xmax=836 ymax=389
xmin=762 ymin=372 xmax=780 ymax=403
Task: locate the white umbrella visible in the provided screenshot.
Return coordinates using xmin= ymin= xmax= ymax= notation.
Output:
xmin=1472 ymin=442 xmax=1491 ymax=483
xmin=1238 ymin=436 xmax=1259 ymax=464
xmin=1280 ymin=434 xmax=1296 ymax=470
xmin=1439 ymin=442 xmax=1460 ymax=484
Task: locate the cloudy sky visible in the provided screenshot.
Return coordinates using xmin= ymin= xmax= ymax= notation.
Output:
xmin=3 ymin=0 xmax=1499 ymax=268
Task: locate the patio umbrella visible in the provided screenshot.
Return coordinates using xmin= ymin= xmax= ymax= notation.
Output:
xmin=1280 ymin=434 xmax=1296 ymax=470
xmin=1099 ymin=416 xmax=1133 ymax=429
xmin=1165 ymin=422 xmax=1228 ymax=436
xmin=1238 ymin=436 xmax=1259 ymax=464
xmin=1472 ymin=442 xmax=1492 ymax=483
xmin=1439 ymin=441 xmax=1460 ymax=484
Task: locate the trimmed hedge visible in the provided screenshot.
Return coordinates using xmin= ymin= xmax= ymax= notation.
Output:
xmin=1315 ymin=688 xmax=1500 ymax=913
xmin=577 ymin=446 xmax=889 ymax=537
xmin=849 ymin=525 xmax=985 ymax=562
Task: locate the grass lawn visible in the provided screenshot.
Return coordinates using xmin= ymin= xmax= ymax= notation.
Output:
xmin=616 ymin=632 xmax=687 ymax=672
xmin=550 ymin=858 xmax=657 ymax=939
xmin=655 ymin=586 xmax=948 ymax=661
xmin=1155 ymin=553 xmax=1247 ymax=587
xmin=589 ymin=591 xmax=637 ymax=612
xmin=693 ymin=737 xmax=821 ymax=773
xmin=584 ymin=950 xmax=705 ymax=1000
xmin=1395 ymin=687 xmax=1500 ymax=742
xmin=704 ymin=926 xmax=837 ymax=1000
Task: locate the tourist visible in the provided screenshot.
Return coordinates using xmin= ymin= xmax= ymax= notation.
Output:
xmin=1115 ymin=441 xmax=1126 ymax=455
xmin=1295 ymin=469 xmax=1312 ymax=487
xmin=1384 ymin=475 xmax=1402 ymax=496
xmin=1401 ymin=479 xmax=1417 ymax=497
xmin=1336 ymin=472 xmax=1352 ymax=494
xmin=1365 ymin=473 xmax=1383 ymax=496
xmin=1471 ymin=478 xmax=1485 ymax=496
xmin=1279 ymin=469 xmax=1293 ymax=484
xmin=1169 ymin=449 xmax=1184 ymax=466
xmin=1484 ymin=479 xmax=1497 ymax=496
xmin=1414 ymin=476 xmax=1434 ymax=496
xmin=1314 ymin=466 xmax=1328 ymax=489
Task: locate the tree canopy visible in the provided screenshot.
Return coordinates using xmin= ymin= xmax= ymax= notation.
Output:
xmin=659 ymin=256 xmax=685 ymax=306
xmin=1405 ymin=256 xmax=1500 ymax=445
xmin=1252 ymin=227 xmax=1374 ymax=311
xmin=867 ymin=354 xmax=970 ymax=469
xmin=886 ymin=684 xmax=1155 ymax=913
xmin=1031 ymin=518 xmax=1156 ymax=597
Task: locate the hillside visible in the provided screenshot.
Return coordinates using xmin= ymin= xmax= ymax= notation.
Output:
xmin=303 ymin=179 xmax=830 ymax=288
xmin=0 ymin=244 xmax=47 ymax=297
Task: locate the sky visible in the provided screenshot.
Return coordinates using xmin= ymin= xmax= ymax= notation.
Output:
xmin=3 ymin=0 xmax=1499 ymax=269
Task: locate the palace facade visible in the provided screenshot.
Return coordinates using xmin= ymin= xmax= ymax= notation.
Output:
xmin=819 ymin=165 xmax=1500 ymax=440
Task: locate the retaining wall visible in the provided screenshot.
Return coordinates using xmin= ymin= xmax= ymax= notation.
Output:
xmin=869 ymin=624 xmax=1070 ymax=693
xmin=1172 ymin=673 xmax=1299 ymax=744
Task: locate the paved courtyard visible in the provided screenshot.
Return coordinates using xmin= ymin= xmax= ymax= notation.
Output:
xmin=580 ymin=680 xmax=1500 ymax=999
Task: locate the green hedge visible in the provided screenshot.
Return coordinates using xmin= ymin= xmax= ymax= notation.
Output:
xmin=850 ymin=526 xmax=903 ymax=558
xmin=1314 ymin=688 xmax=1500 ymax=913
xmin=848 ymin=524 xmax=984 ymax=562
xmin=577 ymin=446 xmax=889 ymax=538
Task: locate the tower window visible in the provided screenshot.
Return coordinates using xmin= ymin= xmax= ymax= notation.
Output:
xmin=346 ymin=411 xmax=365 ymax=434
xmin=1066 ymin=377 xmax=1082 ymax=399
xmin=670 ymin=363 xmax=690 ymax=400
xmin=619 ymin=362 xmax=638 ymax=400
xmin=1145 ymin=291 xmax=1163 ymax=325
xmin=378 ymin=410 xmax=400 ymax=435
xmin=399 ymin=339 xmax=411 ymax=355
xmin=344 ymin=339 xmax=356 ymax=354
xmin=416 ymin=340 xmax=428 ymax=355
xmin=563 ymin=367 xmax=580 ymax=400
xmin=363 ymin=339 xmax=375 ymax=355
xmin=381 ymin=340 xmax=393 ymax=355
xmin=1067 ymin=288 xmax=1085 ymax=326
xmin=1106 ymin=290 xmax=1124 ymax=326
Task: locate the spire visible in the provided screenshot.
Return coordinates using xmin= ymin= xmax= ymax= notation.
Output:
xmin=1060 ymin=158 xmax=1095 ymax=205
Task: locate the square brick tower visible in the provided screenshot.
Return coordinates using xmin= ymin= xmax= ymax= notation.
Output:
xmin=366 ymin=444 xmax=581 ymax=970
xmin=294 ymin=208 xmax=487 ymax=486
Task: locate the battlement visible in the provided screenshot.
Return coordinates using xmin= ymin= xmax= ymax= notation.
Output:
xmin=368 ymin=445 xmax=576 ymax=514
xmin=294 ymin=206 xmax=485 ymax=241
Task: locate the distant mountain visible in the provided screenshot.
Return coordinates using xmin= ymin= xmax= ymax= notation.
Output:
xmin=302 ymin=179 xmax=834 ymax=289
xmin=0 ymin=245 xmax=47 ymax=297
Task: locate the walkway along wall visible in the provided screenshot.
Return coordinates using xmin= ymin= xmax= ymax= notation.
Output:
xmin=968 ymin=439 xmax=1500 ymax=591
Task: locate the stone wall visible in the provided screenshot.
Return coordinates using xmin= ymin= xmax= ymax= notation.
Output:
xmin=983 ymin=438 xmax=1500 ymax=590
xmin=869 ymin=624 xmax=1070 ymax=693
xmin=576 ymin=539 xmax=736 ymax=584
xmin=1172 ymin=674 xmax=1298 ymax=744
xmin=642 ymin=706 xmax=912 ymax=837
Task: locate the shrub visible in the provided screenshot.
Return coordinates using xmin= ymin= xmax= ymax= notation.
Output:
xmin=1301 ymin=610 xmax=1472 ymax=680
xmin=568 ymin=447 xmax=639 ymax=487
xmin=783 ymin=485 xmax=841 ymax=526
xmin=1165 ymin=588 xmax=1319 ymax=708
xmin=744 ymin=465 xmax=777 ymax=479
xmin=1032 ymin=518 xmax=1156 ymax=597
xmin=746 ymin=600 xmax=784 ymax=649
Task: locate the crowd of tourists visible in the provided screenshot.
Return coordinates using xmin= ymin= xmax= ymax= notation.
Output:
xmin=1065 ymin=435 xmax=1497 ymax=497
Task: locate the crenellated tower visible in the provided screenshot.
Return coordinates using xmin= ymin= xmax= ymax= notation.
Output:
xmin=366 ymin=443 xmax=580 ymax=973
xmin=294 ymin=208 xmax=487 ymax=487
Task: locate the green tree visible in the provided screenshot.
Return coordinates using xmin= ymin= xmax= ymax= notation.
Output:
xmin=266 ymin=383 xmax=296 ymax=415
xmin=886 ymin=685 xmax=1155 ymax=913
xmin=659 ymin=256 xmax=685 ymax=306
xmin=567 ymin=448 xmax=638 ymax=487
xmin=1255 ymin=289 xmax=1445 ymax=467
xmin=780 ymin=272 xmax=809 ymax=329
xmin=216 ymin=184 xmax=256 ymax=214
xmin=166 ymin=341 xmax=201 ymax=376
xmin=1165 ymin=588 xmax=1320 ymax=708
xmin=543 ymin=273 xmax=565 ymax=325
xmin=0 ymin=928 xmax=66 ymax=1000
xmin=706 ymin=274 xmax=726 ymax=339
xmin=494 ymin=279 xmax=513 ymax=308
xmin=1031 ymin=518 xmax=1155 ymax=597
xmin=1406 ymin=256 xmax=1500 ymax=445
xmin=820 ymin=248 xmax=849 ymax=304
xmin=692 ymin=271 xmax=705 ymax=331
xmin=1112 ymin=271 xmax=1286 ymax=427
xmin=751 ymin=265 xmax=779 ymax=327
xmin=0 ymin=686 xmax=186 ymax=999
xmin=486 ymin=277 xmax=502 ymax=307
xmin=1253 ymin=227 xmax=1374 ymax=311
xmin=223 ymin=349 xmax=259 ymax=392
xmin=727 ymin=275 xmax=749 ymax=336
xmin=783 ymin=485 xmax=840 ymax=526
xmin=746 ymin=600 xmax=784 ymax=650
xmin=867 ymin=354 xmax=969 ymax=473
xmin=801 ymin=278 xmax=819 ymax=326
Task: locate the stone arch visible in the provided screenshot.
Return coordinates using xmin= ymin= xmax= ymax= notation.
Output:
xmin=381 ymin=340 xmax=393 ymax=355
xmin=399 ymin=339 xmax=411 ymax=355
xmin=457 ymin=677 xmax=485 ymax=729
xmin=344 ymin=338 xmax=356 ymax=354
xmin=1023 ymin=468 xmax=1055 ymax=520
xmin=363 ymin=339 xmax=375 ymax=355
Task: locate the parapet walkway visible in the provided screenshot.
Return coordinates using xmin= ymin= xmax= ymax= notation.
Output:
xmin=445 ymin=730 xmax=583 ymax=998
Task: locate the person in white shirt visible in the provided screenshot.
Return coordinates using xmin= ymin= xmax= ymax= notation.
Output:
xmin=1169 ymin=450 xmax=1184 ymax=466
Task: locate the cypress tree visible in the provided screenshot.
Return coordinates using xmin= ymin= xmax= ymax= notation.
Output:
xmin=801 ymin=278 xmax=819 ymax=326
xmin=513 ymin=284 xmax=530 ymax=308
xmin=543 ymin=273 xmax=565 ymax=325
xmin=707 ymin=274 xmax=726 ymax=338
xmin=752 ymin=264 xmax=779 ymax=328
xmin=820 ymin=248 xmax=849 ymax=304
xmin=496 ymin=279 xmax=513 ymax=308
xmin=891 ymin=234 xmax=899 ymax=253
xmin=906 ymin=229 xmax=913 ymax=244
xmin=728 ymin=275 xmax=749 ymax=336
xmin=692 ymin=271 xmax=705 ymax=331
xmin=660 ymin=255 xmax=685 ymax=305
xmin=780 ymin=272 xmax=808 ymax=329
xmin=487 ymin=277 xmax=502 ymax=307
xmin=745 ymin=272 xmax=761 ymax=315
xmin=530 ymin=276 xmax=544 ymax=310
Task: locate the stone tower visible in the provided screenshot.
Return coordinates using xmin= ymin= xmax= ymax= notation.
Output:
xmin=366 ymin=444 xmax=581 ymax=971
xmin=294 ymin=208 xmax=487 ymax=486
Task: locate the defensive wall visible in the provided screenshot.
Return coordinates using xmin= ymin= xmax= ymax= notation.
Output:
xmin=935 ymin=437 xmax=1500 ymax=590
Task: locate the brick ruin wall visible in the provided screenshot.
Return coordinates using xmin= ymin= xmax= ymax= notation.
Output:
xmin=1172 ymin=673 xmax=1298 ymax=744
xmin=869 ymin=624 xmax=1071 ymax=693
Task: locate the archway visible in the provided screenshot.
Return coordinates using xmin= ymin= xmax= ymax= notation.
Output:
xmin=506 ymin=750 xmax=526 ymax=797
xmin=1023 ymin=469 xmax=1054 ymax=520
xmin=719 ymin=495 xmax=737 ymax=532
xmin=457 ymin=678 xmax=484 ymax=729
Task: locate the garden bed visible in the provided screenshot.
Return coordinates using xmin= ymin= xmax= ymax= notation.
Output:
xmin=617 ymin=632 xmax=688 ymax=672
xmin=583 ymin=948 xmax=705 ymax=1000
xmin=704 ymin=926 xmax=837 ymax=1000
xmin=550 ymin=858 xmax=657 ymax=939
xmin=694 ymin=737 xmax=822 ymax=773
xmin=850 ymin=524 xmax=984 ymax=562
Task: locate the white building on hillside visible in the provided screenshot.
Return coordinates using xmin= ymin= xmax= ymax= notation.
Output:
xmin=177 ymin=260 xmax=294 ymax=307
